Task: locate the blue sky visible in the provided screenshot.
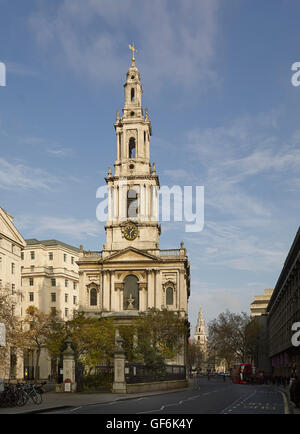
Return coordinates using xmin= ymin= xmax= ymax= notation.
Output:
xmin=0 ymin=0 xmax=300 ymax=334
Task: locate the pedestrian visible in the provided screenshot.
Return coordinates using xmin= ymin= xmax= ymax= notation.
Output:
xmin=289 ymin=375 xmax=296 ymax=403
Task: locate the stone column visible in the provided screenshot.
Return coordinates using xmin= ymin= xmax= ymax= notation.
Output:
xmin=140 ymin=184 xmax=146 ymax=221
xmin=113 ymin=186 xmax=119 ymax=223
xmin=112 ymin=331 xmax=127 ymax=394
xmin=107 ymin=185 xmax=112 ymax=222
xmin=63 ymin=337 xmax=76 ymax=392
xmin=139 ymin=282 xmax=148 ymax=311
xmin=151 ymin=185 xmax=158 ymax=222
xmin=118 ymin=179 xmax=127 ymax=222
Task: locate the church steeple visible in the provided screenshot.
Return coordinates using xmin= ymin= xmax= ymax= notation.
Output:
xmin=194 ymin=308 xmax=207 ymax=347
xmin=114 ymin=46 xmax=152 ymax=177
xmin=104 ymin=46 xmax=160 ymax=252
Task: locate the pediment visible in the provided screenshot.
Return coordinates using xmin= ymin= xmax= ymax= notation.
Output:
xmin=0 ymin=208 xmax=26 ymax=247
xmin=102 ymin=247 xmax=159 ymax=263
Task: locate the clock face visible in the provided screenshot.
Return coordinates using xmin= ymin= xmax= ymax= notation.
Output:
xmin=124 ymin=223 xmax=138 ymax=241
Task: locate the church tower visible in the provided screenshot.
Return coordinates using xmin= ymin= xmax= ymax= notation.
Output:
xmin=105 ymin=47 xmax=160 ymax=251
xmin=194 ymin=308 xmax=207 ymax=349
xmin=78 ymin=47 xmax=190 ymax=356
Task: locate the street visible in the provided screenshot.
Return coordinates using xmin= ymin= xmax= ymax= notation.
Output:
xmin=44 ymin=377 xmax=288 ymax=415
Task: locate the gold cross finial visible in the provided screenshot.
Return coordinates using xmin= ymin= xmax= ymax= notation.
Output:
xmin=129 ymin=43 xmax=137 ymax=63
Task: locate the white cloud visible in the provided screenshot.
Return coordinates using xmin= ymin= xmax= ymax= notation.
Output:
xmin=16 ymin=215 xmax=102 ymax=240
xmin=186 ymin=111 xmax=300 ymax=223
xmin=187 ymin=221 xmax=286 ymax=272
xmin=0 ymin=157 xmax=60 ymax=191
xmin=6 ymin=61 xmax=38 ymax=77
xmin=29 ymin=0 xmax=220 ymax=90
xmin=188 ymin=282 xmax=247 ymax=332
xmin=20 ymin=136 xmax=72 ymax=157
xmin=163 ymin=169 xmax=189 ymax=180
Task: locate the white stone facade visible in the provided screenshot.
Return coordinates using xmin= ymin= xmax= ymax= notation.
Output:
xmin=0 ymin=208 xmax=26 ymax=380
xmin=21 ymin=239 xmax=80 ymax=320
xmin=21 ymin=239 xmax=80 ymax=380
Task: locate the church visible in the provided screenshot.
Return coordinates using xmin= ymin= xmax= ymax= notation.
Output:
xmin=77 ymin=47 xmax=190 ymax=365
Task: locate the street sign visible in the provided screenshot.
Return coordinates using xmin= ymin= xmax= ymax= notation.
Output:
xmin=0 ymin=323 xmax=6 ymax=347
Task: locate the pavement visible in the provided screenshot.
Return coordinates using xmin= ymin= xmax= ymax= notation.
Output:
xmin=271 ymin=383 xmax=300 ymax=415
xmin=0 ymin=386 xmax=190 ymax=414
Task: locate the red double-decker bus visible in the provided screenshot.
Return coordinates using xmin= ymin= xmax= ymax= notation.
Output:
xmin=231 ymin=363 xmax=253 ymax=384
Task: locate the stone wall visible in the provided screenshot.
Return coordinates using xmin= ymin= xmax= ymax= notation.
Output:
xmin=126 ymin=379 xmax=188 ymax=394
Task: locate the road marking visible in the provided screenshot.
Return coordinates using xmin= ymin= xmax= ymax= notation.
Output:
xmin=279 ymin=390 xmax=290 ymax=414
xmin=220 ymin=390 xmax=257 ymax=414
xmin=69 ymin=406 xmax=82 ymax=412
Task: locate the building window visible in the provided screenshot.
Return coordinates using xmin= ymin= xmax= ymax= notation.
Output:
xmin=29 ymin=292 xmax=34 ymax=302
xmin=51 ymin=293 xmax=56 ymax=302
xmin=73 ymin=296 xmax=77 ymax=305
xmin=65 ymin=294 xmax=68 ymax=303
xmin=71 ymin=256 xmax=74 ymax=264
xmin=65 ymin=308 xmax=68 ymax=318
xmin=30 ymin=251 xmax=35 ymax=260
xmin=73 ymin=282 xmax=77 ymax=290
xmin=131 ymin=88 xmax=135 ymax=101
xmin=29 ymin=278 xmax=34 ymax=286
xmin=166 ymin=287 xmax=174 ymax=305
xmin=11 ymin=284 xmax=15 ymax=295
xmin=51 ymin=278 xmax=56 ymax=287
xmin=65 ymin=279 xmax=68 ymax=288
xmin=51 ymin=307 xmax=56 ymax=316
xmin=49 ymin=252 xmax=53 ymax=261
xmin=90 ymin=288 xmax=97 ymax=306
xmin=129 ymin=137 xmax=136 ymax=158
xmin=11 ymin=263 xmax=15 ymax=274
xmin=21 ymin=251 xmax=24 ymax=260
xmin=64 ymin=254 xmax=67 ymax=262
xmin=127 ymin=189 xmax=138 ymax=218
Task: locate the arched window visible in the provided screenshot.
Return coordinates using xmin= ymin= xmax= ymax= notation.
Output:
xmin=90 ymin=288 xmax=97 ymax=306
xmin=166 ymin=287 xmax=174 ymax=305
xmin=129 ymin=137 xmax=136 ymax=158
xmin=127 ymin=189 xmax=138 ymax=218
xmin=123 ymin=275 xmax=139 ymax=310
xmin=131 ymin=88 xmax=135 ymax=101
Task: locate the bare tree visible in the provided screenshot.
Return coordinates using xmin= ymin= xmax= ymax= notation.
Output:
xmin=207 ymin=310 xmax=260 ymax=370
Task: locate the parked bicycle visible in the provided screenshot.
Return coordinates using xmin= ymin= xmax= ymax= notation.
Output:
xmin=0 ymin=381 xmax=46 ymax=408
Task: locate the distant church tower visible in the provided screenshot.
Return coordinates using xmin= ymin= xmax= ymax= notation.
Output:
xmin=77 ymin=46 xmax=190 ymax=366
xmin=194 ymin=308 xmax=207 ymax=350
